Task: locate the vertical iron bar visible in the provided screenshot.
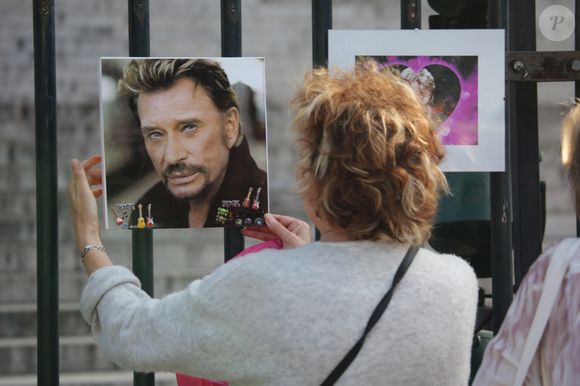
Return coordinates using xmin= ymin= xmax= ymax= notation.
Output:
xmin=576 ymin=0 xmax=579 ymax=100
xmin=128 ymin=2 xmax=153 ymax=386
xmin=574 ymin=0 xmax=580 ymax=237
xmin=489 ymin=0 xmax=513 ymax=333
xmin=129 ymin=0 xmax=150 ymax=57
xmin=33 ymin=0 xmax=59 ymax=385
xmin=131 ymin=229 xmax=154 ymax=386
xmin=312 ymin=0 xmax=332 ymax=240
xmin=224 ymin=227 xmax=244 ymax=261
xmin=400 ymin=0 xmax=421 ymax=29
xmin=508 ymin=0 xmax=541 ymax=289
xmin=221 ymin=0 xmax=245 ymax=260
xmin=221 ymin=0 xmax=242 ymax=57
xmin=312 ymin=0 xmax=332 ymax=68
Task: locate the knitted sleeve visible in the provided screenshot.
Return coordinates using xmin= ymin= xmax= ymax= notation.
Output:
xmin=79 ymin=262 xmax=242 ymax=377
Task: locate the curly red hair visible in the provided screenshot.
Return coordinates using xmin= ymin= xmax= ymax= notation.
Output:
xmin=291 ymin=67 xmax=448 ymax=244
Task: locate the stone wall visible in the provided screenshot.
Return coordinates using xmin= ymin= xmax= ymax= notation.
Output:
xmin=0 ymin=0 xmax=576 ymax=383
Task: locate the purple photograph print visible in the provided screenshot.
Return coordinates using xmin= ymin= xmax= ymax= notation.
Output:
xmin=359 ymin=56 xmax=478 ymax=146
xmin=330 ymin=29 xmax=505 ymax=172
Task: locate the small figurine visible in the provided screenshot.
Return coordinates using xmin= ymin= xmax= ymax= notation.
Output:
xmin=252 ymin=187 xmax=262 ymax=210
xmin=113 ymin=204 xmax=134 ymax=229
xmin=242 ymin=187 xmax=253 ymax=208
xmin=244 ymin=217 xmax=253 ymax=226
xmin=235 ymin=218 xmax=243 ymax=226
xmin=146 ymin=203 xmax=154 ymax=228
xmin=215 ymin=207 xmax=229 ymax=225
xmin=221 ymin=200 xmax=241 ymax=208
xmin=254 ymin=217 xmax=264 ymax=226
xmin=111 ymin=208 xmax=124 ymax=225
xmin=137 ymin=204 xmax=146 ymax=229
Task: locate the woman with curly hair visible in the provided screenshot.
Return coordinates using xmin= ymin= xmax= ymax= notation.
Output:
xmin=69 ymin=67 xmax=477 ymax=385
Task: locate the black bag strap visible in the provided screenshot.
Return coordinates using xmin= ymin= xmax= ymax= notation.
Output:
xmin=320 ymin=245 xmax=419 ymax=386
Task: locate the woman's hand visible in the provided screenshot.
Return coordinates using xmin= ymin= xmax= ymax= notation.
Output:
xmin=242 ymin=213 xmax=311 ymax=249
xmin=68 ymin=155 xmax=103 ymax=252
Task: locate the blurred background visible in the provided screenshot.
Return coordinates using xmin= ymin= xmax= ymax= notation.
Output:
xmin=0 ymin=0 xmax=576 ymax=385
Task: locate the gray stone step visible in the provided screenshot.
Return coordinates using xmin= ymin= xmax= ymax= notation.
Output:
xmin=0 ymin=270 xmax=205 ymax=303
xmin=0 ymin=302 xmax=88 ymax=338
xmin=0 ymin=302 xmax=203 ymax=380
xmin=0 ymin=336 xmax=183 ymax=384
xmin=0 ymin=370 xmax=177 ymax=386
xmin=0 ymin=229 xmax=226 ymax=272
xmin=0 ymin=335 xmax=118 ymax=375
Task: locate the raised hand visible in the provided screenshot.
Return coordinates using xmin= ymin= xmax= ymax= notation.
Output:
xmin=242 ymin=213 xmax=311 ymax=249
xmin=67 ymin=154 xmax=103 ymax=252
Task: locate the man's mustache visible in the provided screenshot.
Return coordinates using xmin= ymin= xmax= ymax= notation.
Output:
xmin=162 ymin=162 xmax=208 ymax=179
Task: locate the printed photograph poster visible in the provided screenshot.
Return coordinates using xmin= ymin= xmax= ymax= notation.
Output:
xmin=99 ymin=57 xmax=269 ymax=229
xmin=329 ymin=30 xmax=505 ymax=172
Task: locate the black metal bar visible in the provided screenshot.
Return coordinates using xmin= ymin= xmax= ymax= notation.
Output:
xmin=576 ymin=0 xmax=579 ymax=98
xmin=488 ymin=0 xmax=506 ymax=30
xmin=401 ymin=0 xmax=421 ymax=29
xmin=506 ymin=51 xmax=580 ymax=82
xmin=221 ymin=0 xmax=245 ymax=260
xmin=489 ymin=173 xmax=513 ymax=332
xmin=128 ymin=2 xmax=153 ymax=386
xmin=576 ymin=0 xmax=580 ymax=237
xmin=128 ymin=0 xmax=150 ymax=57
xmin=33 ymin=1 xmax=59 ymax=385
xmin=224 ymin=227 xmax=245 ymax=261
xmin=221 ymin=0 xmax=242 ymax=57
xmin=131 ymin=231 xmax=154 ymax=292
xmin=487 ymin=0 xmax=513 ymax=333
xmin=312 ymin=0 xmax=332 ymax=68
xmin=508 ymin=0 xmax=542 ymax=289
xmin=312 ymin=0 xmax=332 ymax=241
xmin=132 ymin=229 xmax=154 ymax=385
xmin=131 ymin=231 xmax=155 ymax=295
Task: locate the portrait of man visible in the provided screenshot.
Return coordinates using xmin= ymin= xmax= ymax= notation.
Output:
xmin=100 ymin=58 xmax=268 ymax=229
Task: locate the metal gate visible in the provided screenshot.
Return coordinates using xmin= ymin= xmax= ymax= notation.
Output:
xmin=32 ymin=1 xmax=579 ymax=385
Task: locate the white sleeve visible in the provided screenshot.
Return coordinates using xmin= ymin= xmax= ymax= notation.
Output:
xmin=79 ymin=264 xmax=224 ymax=376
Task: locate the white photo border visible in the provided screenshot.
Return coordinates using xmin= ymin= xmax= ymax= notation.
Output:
xmin=99 ymin=56 xmax=270 ymax=229
xmin=329 ymin=29 xmax=505 ymax=172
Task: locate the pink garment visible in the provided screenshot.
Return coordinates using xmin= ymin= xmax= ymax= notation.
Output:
xmin=233 ymin=239 xmax=283 ymax=258
xmin=473 ymin=240 xmax=580 ymax=386
xmin=175 ymin=239 xmax=283 ymax=386
xmin=175 ymin=374 xmax=228 ymax=386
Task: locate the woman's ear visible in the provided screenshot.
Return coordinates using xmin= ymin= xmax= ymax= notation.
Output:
xmin=222 ymin=107 xmax=240 ymax=149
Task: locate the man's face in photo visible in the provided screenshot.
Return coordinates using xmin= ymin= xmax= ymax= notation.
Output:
xmin=137 ymin=77 xmax=239 ymax=203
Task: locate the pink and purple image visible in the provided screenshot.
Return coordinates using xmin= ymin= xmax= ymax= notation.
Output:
xmin=358 ymin=55 xmax=478 ymax=146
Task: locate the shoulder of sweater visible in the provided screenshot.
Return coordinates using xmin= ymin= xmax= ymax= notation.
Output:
xmin=191 ymin=247 xmax=289 ymax=288
xmin=414 ymin=248 xmax=478 ymax=292
xmin=417 ymin=247 xmax=476 ymax=273
xmin=197 ymin=243 xmax=479 ymax=288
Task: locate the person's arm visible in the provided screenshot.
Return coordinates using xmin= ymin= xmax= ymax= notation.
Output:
xmin=242 ymin=213 xmax=311 ymax=248
xmin=80 ymin=253 xmax=274 ymax=379
xmin=68 ymin=155 xmax=240 ymax=377
xmin=472 ymin=249 xmax=554 ymax=386
xmin=67 ymin=155 xmax=112 ymax=275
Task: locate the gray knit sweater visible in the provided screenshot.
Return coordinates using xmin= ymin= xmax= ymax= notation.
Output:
xmin=80 ymin=240 xmax=478 ymax=386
